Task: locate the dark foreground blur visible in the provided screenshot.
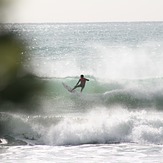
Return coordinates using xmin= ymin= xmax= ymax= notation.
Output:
xmin=0 ymin=1 xmax=44 ymax=113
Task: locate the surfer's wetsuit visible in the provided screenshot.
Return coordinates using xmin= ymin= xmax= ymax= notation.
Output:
xmin=72 ymin=75 xmax=89 ymax=92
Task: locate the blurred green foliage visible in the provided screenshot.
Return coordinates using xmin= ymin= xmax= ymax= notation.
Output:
xmin=0 ymin=0 xmax=44 ymax=112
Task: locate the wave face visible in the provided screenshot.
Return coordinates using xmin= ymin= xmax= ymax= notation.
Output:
xmin=1 ymin=22 xmax=163 ymax=146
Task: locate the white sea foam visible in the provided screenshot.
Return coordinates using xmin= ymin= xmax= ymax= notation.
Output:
xmin=41 ymin=107 xmax=163 ymax=146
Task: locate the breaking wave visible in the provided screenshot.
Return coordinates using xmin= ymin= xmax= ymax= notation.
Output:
xmin=1 ymin=76 xmax=163 ymax=146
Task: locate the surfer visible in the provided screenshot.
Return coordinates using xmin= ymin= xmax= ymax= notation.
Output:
xmin=71 ymin=75 xmax=89 ymax=92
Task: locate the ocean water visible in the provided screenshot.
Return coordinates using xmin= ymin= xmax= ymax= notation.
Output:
xmin=1 ymin=22 xmax=163 ymax=162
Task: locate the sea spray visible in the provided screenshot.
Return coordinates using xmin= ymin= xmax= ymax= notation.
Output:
xmin=41 ymin=107 xmax=163 ymax=145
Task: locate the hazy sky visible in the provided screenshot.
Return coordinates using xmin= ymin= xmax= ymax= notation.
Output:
xmin=8 ymin=0 xmax=163 ymax=23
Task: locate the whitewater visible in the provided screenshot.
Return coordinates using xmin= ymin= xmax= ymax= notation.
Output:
xmin=1 ymin=22 xmax=163 ymax=162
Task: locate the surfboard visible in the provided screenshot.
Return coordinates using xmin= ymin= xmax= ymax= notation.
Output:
xmin=62 ymin=82 xmax=76 ymax=93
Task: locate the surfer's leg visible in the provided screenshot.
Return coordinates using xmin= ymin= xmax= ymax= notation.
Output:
xmin=72 ymin=85 xmax=81 ymax=91
xmin=71 ymin=86 xmax=76 ymax=91
xmin=72 ymin=85 xmax=79 ymax=91
xmin=81 ymin=86 xmax=84 ymax=92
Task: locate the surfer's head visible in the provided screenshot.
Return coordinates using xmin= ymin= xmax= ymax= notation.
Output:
xmin=80 ymin=74 xmax=84 ymax=78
